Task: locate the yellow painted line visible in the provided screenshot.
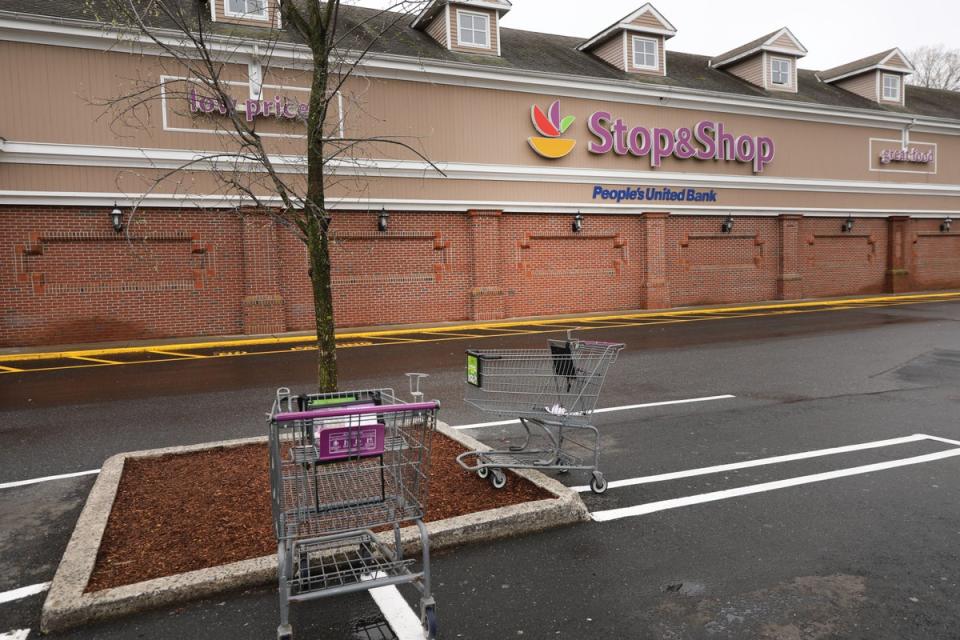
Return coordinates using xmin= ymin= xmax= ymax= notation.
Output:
xmin=147 ymin=349 xmax=207 ymax=359
xmin=68 ymin=355 xmax=120 ymax=365
xmin=0 ymin=364 xmax=23 ymax=372
xmin=1 ymin=291 xmax=958 ymax=365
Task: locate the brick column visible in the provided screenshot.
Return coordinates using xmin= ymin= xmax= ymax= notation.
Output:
xmin=467 ymin=209 xmax=505 ymax=321
xmin=241 ymin=215 xmax=286 ymax=335
xmin=885 ymin=215 xmax=913 ymax=293
xmin=640 ymin=212 xmax=671 ymax=309
xmin=777 ymin=214 xmax=803 ymax=300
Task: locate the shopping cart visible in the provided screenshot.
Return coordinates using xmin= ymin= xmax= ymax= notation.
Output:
xmin=268 ymin=377 xmax=439 ymax=640
xmin=457 ymin=334 xmax=624 ymax=494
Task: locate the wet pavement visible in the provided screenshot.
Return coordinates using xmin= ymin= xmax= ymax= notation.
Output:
xmin=3 ymin=297 xmax=960 ymax=638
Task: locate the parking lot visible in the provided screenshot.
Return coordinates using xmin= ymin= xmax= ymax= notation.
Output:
xmin=3 ymin=295 xmax=960 ymax=639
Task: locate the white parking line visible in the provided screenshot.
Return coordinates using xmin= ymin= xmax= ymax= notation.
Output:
xmin=591 ymin=436 xmax=960 ymax=522
xmin=0 ymin=582 xmax=50 ymax=605
xmin=0 ymin=629 xmax=31 ymax=640
xmin=452 ymin=394 xmax=736 ymax=430
xmin=368 ymin=585 xmax=426 ymax=640
xmin=0 ymin=469 xmax=100 ymax=491
xmin=571 ymin=433 xmax=930 ymax=492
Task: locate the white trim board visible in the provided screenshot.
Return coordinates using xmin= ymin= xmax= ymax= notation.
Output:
xmin=2 ymin=191 xmax=960 ymax=218
xmin=3 ymin=142 xmax=960 ymax=198
xmin=588 ymin=433 xmax=960 ymax=522
xmin=0 ymin=15 xmax=958 ymax=135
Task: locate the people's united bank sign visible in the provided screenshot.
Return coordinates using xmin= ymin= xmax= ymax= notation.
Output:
xmin=528 ymin=100 xmax=776 ymax=173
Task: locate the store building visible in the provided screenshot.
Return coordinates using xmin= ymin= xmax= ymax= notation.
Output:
xmin=1 ymin=1 xmax=959 ymax=347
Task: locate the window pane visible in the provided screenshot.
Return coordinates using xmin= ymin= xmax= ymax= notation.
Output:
xmin=460 ymin=13 xmax=487 ymax=46
xmin=227 ymin=0 xmax=245 ymax=13
xmin=635 ymin=38 xmax=657 ymax=68
xmin=247 ymin=0 xmax=265 ymax=16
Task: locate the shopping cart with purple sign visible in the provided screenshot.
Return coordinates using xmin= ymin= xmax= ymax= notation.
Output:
xmin=268 ymin=381 xmax=439 ymax=640
xmin=457 ymin=334 xmax=624 ymax=494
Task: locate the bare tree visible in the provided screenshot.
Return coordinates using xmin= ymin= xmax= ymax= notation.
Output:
xmin=907 ymin=45 xmax=960 ymax=91
xmin=91 ymin=0 xmax=440 ymax=391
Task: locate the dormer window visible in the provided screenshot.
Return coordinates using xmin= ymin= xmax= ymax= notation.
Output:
xmin=457 ymin=10 xmax=489 ymax=48
xmin=771 ymin=57 xmax=791 ymax=85
xmin=226 ymin=0 xmax=267 ymax=20
xmin=632 ymin=36 xmax=659 ymax=70
xmin=882 ymin=73 xmax=901 ymax=101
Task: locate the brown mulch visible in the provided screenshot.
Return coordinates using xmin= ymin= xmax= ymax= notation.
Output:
xmin=85 ymin=433 xmax=552 ymax=592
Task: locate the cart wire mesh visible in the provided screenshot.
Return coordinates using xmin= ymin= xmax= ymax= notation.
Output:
xmin=464 ymin=339 xmax=624 ymax=423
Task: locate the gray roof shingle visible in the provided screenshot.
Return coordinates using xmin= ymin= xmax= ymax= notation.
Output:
xmin=2 ymin=0 xmax=958 ymax=122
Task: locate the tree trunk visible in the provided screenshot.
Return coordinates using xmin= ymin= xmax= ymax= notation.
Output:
xmin=306 ymin=214 xmax=338 ymax=392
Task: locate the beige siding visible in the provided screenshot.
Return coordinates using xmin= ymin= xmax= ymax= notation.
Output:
xmin=766 ymin=53 xmax=797 ymax=93
xmin=425 ymin=11 xmax=448 ymax=48
xmin=449 ymin=6 xmax=498 ymax=55
xmin=769 ymin=32 xmax=801 ymax=52
xmin=886 ymin=52 xmax=910 ymax=69
xmin=626 ymin=34 xmax=665 ymax=76
xmin=592 ymin=34 xmax=626 ymax=71
xmin=836 ymin=71 xmax=879 ymax=102
xmin=628 ymin=10 xmax=667 ymax=31
xmin=727 ymin=54 xmax=765 ymax=88
xmin=214 ymin=0 xmax=280 ymax=28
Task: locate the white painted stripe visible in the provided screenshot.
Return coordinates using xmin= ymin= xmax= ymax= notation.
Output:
xmin=364 ymin=574 xmax=426 ymax=640
xmin=453 ymin=395 xmax=736 ymax=430
xmin=922 ymin=434 xmax=960 ymax=447
xmin=572 ymin=433 xmax=929 ymax=492
xmin=591 ymin=447 xmax=960 ymax=522
xmin=0 ymin=582 xmax=50 ymax=605
xmin=0 ymin=629 xmax=31 ymax=640
xmin=0 ymin=469 xmax=100 ymax=490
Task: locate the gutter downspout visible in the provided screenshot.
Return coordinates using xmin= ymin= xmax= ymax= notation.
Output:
xmin=903 ymin=118 xmax=917 ymax=149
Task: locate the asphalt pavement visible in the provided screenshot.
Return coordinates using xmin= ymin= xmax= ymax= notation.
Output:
xmin=3 ymin=297 xmax=960 ymax=639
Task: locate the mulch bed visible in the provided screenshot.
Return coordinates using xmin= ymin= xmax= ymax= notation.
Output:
xmin=85 ymin=434 xmax=552 ymax=592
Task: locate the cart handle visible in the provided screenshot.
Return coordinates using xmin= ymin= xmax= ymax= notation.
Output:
xmin=466 ymin=350 xmax=501 ymax=360
xmin=273 ymin=400 xmax=440 ymax=423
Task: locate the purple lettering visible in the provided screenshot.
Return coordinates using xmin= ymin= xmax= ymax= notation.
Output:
xmin=651 ymin=128 xmax=675 ymax=168
xmin=188 ymin=88 xmax=200 ymax=113
xmin=199 ymin=96 xmax=215 ymax=113
xmin=588 ymin=111 xmax=613 ymax=154
xmin=756 ymin=136 xmax=775 ymax=172
xmin=612 ymin=119 xmax=629 ymax=156
xmin=628 ymin=126 xmax=650 ymax=157
xmin=245 ymin=99 xmax=260 ymax=122
xmin=298 ymin=103 xmax=309 ymax=118
xmin=715 ymin=122 xmax=735 ymax=161
xmin=735 ymin=135 xmax=756 ymax=163
xmin=674 ymin=127 xmax=695 ymax=159
xmin=694 ymin=121 xmax=716 ymax=160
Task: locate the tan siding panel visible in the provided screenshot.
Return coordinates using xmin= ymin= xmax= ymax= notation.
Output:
xmin=592 ymin=34 xmax=625 ymax=71
xmin=425 ymin=12 xmax=448 ymax=48
xmin=836 ymin=71 xmax=879 ymax=102
xmin=628 ymin=10 xmax=667 ymax=31
xmin=626 ymin=35 xmax=665 ymax=76
xmin=886 ymin=52 xmax=910 ymax=69
xmin=449 ymin=7 xmax=498 ymax=55
xmin=769 ymin=32 xmax=802 ymax=52
xmin=727 ymin=54 xmax=764 ymax=87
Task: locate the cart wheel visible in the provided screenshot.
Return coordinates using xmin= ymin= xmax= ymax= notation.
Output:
xmin=477 ymin=466 xmax=489 ymax=480
xmin=589 ymin=472 xmax=608 ymax=494
xmin=490 ymin=469 xmax=507 ymax=490
xmin=424 ymin=606 xmax=438 ymax=639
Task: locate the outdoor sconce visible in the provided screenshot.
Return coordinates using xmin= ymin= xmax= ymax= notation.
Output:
xmin=572 ymin=213 xmax=584 ymax=233
xmin=721 ymin=214 xmax=734 ymax=233
xmin=942 ymin=217 xmax=953 ymax=233
xmin=377 ymin=208 xmax=389 ymax=232
xmin=841 ymin=215 xmax=855 ymax=233
xmin=110 ymin=203 xmax=124 ymax=233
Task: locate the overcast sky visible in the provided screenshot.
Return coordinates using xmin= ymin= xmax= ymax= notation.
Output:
xmin=351 ymin=0 xmax=959 ymax=70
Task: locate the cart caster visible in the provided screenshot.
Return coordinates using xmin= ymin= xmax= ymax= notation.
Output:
xmin=490 ymin=469 xmax=507 ymax=489
xmin=277 ymin=623 xmax=293 ymax=640
xmin=423 ymin=605 xmax=438 ymax=639
xmin=589 ymin=472 xmax=608 ymax=494
xmin=477 ymin=466 xmax=489 ymax=480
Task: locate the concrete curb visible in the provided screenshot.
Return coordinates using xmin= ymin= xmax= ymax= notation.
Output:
xmin=41 ymin=424 xmax=589 ymax=633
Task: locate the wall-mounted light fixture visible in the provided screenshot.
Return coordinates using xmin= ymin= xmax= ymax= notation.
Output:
xmin=110 ymin=203 xmax=124 ymax=233
xmin=377 ymin=208 xmax=390 ymax=232
xmin=841 ymin=215 xmax=855 ymax=233
xmin=572 ymin=212 xmax=584 ymax=233
xmin=721 ymin=213 xmax=734 ymax=233
xmin=942 ymin=217 xmax=953 ymax=233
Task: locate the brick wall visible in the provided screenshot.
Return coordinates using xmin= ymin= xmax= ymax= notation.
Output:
xmin=2 ymin=206 xmax=958 ymax=347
